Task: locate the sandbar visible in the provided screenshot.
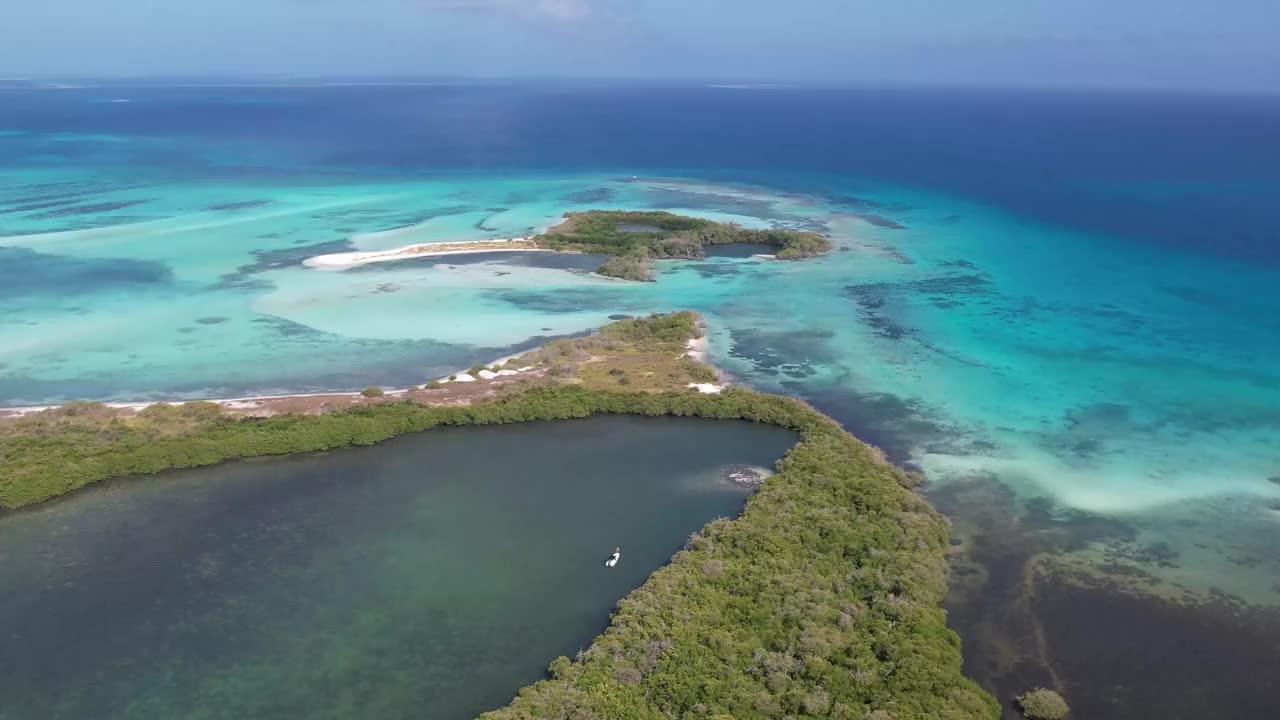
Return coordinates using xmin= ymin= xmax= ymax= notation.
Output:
xmin=304 ymin=237 xmax=549 ymax=269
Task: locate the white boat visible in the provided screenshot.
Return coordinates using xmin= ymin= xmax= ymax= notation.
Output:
xmin=604 ymin=547 xmax=620 ymax=567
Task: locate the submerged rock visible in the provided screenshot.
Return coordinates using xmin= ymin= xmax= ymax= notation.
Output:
xmin=720 ymin=464 xmax=772 ymax=489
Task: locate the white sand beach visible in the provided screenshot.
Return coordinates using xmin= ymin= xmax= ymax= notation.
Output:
xmin=304 ymin=237 xmax=549 ymax=269
xmin=684 ymin=335 xmax=709 ymax=362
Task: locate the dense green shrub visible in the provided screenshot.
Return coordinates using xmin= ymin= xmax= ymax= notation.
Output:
xmin=600 ymin=311 xmax=700 ymax=344
xmin=1017 ymin=688 xmax=1069 ymax=719
xmin=360 ymin=386 xmax=385 ymax=398
xmin=774 ymin=231 xmax=831 ymax=259
xmin=597 ymin=252 xmax=656 ymax=281
xmin=684 ymin=361 xmax=719 ymax=384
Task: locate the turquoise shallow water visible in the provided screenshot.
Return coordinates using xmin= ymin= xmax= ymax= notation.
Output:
xmin=3 ymin=84 xmax=1279 ymax=717
xmin=5 ymin=168 xmax=1276 ymax=597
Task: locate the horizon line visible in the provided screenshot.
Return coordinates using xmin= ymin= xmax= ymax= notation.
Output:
xmin=1 ymin=74 xmax=1277 ymax=98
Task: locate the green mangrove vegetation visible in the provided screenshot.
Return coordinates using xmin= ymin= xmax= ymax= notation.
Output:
xmin=1016 ymin=688 xmax=1070 ymax=720
xmin=0 ymin=312 xmax=998 ymax=719
xmin=537 ymin=210 xmax=832 ymax=281
xmin=0 ymin=388 xmax=998 ymax=718
xmin=514 ymin=310 xmax=720 ymax=392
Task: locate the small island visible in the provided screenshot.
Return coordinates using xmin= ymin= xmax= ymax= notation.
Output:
xmin=302 ymin=210 xmax=833 ymax=281
xmin=537 ymin=210 xmax=832 ymax=281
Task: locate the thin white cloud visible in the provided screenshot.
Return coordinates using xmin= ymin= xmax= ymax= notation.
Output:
xmin=414 ymin=0 xmax=593 ymax=21
xmin=531 ymin=0 xmax=592 ymax=20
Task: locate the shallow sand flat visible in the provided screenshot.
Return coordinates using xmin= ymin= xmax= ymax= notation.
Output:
xmin=304 ymin=238 xmax=547 ymax=269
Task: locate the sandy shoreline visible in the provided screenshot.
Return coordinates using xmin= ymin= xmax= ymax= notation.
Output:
xmin=1 ymin=346 xmax=729 ymax=418
xmin=684 ymin=335 xmax=709 ymax=363
xmin=1 ymin=317 xmax=729 ymax=419
xmin=683 ymin=325 xmax=725 ymax=393
xmin=0 ymin=346 xmax=560 ymax=419
xmin=304 ymin=237 xmax=549 ymax=269
xmin=0 ymin=391 xmax=372 ymax=418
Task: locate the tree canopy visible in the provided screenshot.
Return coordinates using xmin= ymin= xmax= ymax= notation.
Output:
xmin=537 ymin=210 xmax=832 ymax=281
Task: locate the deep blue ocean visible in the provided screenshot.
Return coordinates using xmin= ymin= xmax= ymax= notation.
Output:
xmin=2 ymin=81 xmax=1278 ymax=718
xmin=5 ymin=83 xmax=1277 ymax=261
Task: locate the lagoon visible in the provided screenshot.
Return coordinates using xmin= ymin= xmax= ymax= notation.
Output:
xmin=0 ymin=415 xmax=795 ymax=720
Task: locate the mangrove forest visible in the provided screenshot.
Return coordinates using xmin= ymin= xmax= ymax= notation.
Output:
xmin=537 ymin=210 xmax=832 ymax=280
xmin=0 ymin=313 xmax=998 ymax=719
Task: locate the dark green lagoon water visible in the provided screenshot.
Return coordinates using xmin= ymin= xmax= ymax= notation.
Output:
xmin=0 ymin=416 xmax=795 ymax=720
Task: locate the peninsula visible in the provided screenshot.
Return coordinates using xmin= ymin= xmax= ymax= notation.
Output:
xmin=0 ymin=313 xmax=996 ymax=719
xmin=303 ymin=210 xmax=833 ymax=280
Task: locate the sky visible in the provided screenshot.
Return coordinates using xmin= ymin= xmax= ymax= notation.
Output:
xmin=1 ymin=0 xmax=1277 ymax=92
